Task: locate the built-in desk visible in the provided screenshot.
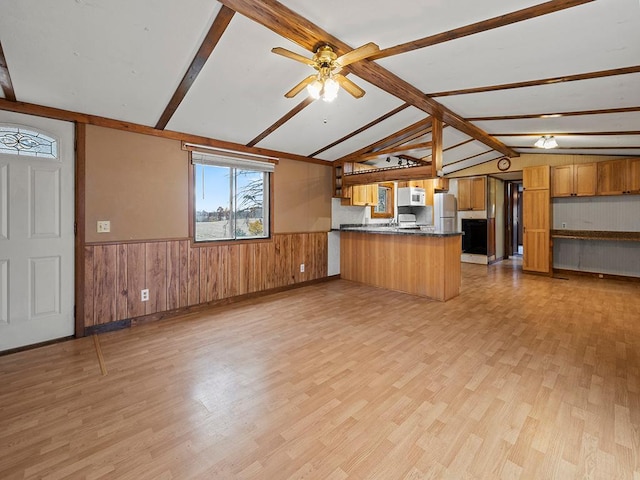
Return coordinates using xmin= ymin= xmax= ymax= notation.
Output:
xmin=339 ymin=226 xmax=462 ymax=301
xmin=551 ymin=230 xmax=640 ymax=242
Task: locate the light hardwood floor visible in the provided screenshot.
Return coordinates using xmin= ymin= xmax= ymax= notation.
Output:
xmin=1 ymin=262 xmax=639 ymax=479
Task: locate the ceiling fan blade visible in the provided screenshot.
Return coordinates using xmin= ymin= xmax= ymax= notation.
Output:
xmin=334 ymin=42 xmax=380 ymax=68
xmin=284 ymin=75 xmax=317 ymax=98
xmin=271 ymin=47 xmax=316 ymax=66
xmin=334 ymin=74 xmax=366 ymax=98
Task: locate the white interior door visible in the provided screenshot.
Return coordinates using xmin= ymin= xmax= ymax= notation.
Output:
xmin=0 ymin=111 xmax=74 ymax=352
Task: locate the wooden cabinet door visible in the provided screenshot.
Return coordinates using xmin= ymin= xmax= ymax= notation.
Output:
xmin=457 ymin=179 xmax=471 ymax=210
xmin=523 ymin=165 xmax=550 ymax=190
xmin=628 ymin=158 xmax=640 ymax=194
xmin=597 ymin=159 xmax=627 ymax=195
xmin=523 ymin=165 xmax=550 ymax=274
xmin=574 ymin=163 xmax=596 ymax=196
xmin=552 ymin=165 xmax=574 ymax=197
xmin=471 ymin=177 xmax=485 ymax=210
xmin=523 ymin=189 xmax=550 ymax=273
xmin=367 ymin=184 xmax=378 ymax=206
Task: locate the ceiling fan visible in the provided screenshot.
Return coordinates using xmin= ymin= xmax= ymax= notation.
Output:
xmin=271 ymin=42 xmax=379 ymax=102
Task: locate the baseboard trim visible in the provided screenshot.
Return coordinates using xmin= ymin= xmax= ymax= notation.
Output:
xmin=93 ymin=275 xmax=341 ymax=334
xmin=0 ymin=335 xmax=75 ymax=357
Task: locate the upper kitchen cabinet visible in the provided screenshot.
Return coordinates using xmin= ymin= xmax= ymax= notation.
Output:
xmin=457 ymin=177 xmax=485 ymax=211
xmin=551 ymin=163 xmax=596 ymax=198
xmin=523 ymin=165 xmax=550 ymax=190
xmin=597 ymin=158 xmax=640 ymax=196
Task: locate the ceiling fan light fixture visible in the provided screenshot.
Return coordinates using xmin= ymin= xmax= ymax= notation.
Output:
xmin=535 ymin=135 xmax=558 ymax=149
xmin=322 ymin=77 xmax=339 ymax=102
xmin=306 ymin=78 xmax=323 ymax=100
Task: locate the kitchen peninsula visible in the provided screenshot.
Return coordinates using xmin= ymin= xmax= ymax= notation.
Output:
xmin=339 ymin=226 xmax=463 ymax=301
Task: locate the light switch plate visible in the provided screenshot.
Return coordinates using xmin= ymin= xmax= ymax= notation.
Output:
xmin=97 ymin=220 xmax=110 ymax=233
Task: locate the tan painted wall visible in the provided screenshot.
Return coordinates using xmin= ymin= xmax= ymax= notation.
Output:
xmin=85 ymin=125 xmax=332 ymax=242
xmin=273 ymin=158 xmax=332 ymax=233
xmin=448 ymin=153 xmax=623 ymax=178
xmin=85 ymin=125 xmax=188 ymax=243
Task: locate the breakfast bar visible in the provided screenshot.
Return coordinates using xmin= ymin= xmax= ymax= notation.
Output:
xmin=339 ymin=226 xmax=463 ymax=301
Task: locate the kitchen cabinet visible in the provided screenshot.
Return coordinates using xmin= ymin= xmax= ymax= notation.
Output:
xmin=339 ymin=162 xmax=378 ymax=206
xmin=457 ymin=177 xmax=485 ymax=211
xmin=597 ymin=158 xmax=640 ymax=196
xmin=551 ymin=163 xmax=596 ymax=197
xmin=523 ymin=165 xmax=550 ymax=274
xmin=350 ymin=183 xmax=378 ymax=206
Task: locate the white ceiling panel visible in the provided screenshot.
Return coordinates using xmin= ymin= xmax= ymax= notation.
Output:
xmin=474 ymin=112 xmax=640 ymax=136
xmin=377 ymin=0 xmax=640 ymax=94
xmin=443 ymin=151 xmax=503 ymax=175
xmin=437 ymin=74 xmax=640 ymax=118
xmin=442 ymin=128 xmax=473 ymax=149
xmin=0 ymin=0 xmax=219 ymax=126
xmin=279 ymin=0 xmax=542 ymax=53
xmin=500 ymin=135 xmax=640 ymax=149
xmin=166 ymin=15 xmax=319 ymax=144
xmin=443 ymin=141 xmax=491 ymax=165
xmin=255 ymin=77 xmax=406 ymax=157
xmin=515 ymin=148 xmax=640 ymax=156
xmin=318 ymin=107 xmax=428 ymax=161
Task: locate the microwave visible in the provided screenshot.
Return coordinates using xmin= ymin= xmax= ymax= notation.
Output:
xmin=397 ymin=187 xmax=425 ymax=206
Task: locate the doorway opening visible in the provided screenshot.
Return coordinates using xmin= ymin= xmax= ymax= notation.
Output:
xmin=505 ymin=181 xmax=523 ymax=258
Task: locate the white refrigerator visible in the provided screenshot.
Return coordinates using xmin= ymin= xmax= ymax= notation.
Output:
xmin=434 ymin=193 xmax=457 ymax=232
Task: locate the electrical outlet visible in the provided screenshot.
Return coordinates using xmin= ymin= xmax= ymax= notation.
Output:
xmin=561 ymin=222 xmax=567 ymax=228
xmin=141 ymin=289 xmax=149 ymax=302
xmin=300 ymin=263 xmax=305 ymax=273
xmin=97 ymin=220 xmax=110 ymax=233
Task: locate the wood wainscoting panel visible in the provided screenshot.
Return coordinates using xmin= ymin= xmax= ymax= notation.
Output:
xmin=83 ymin=246 xmax=94 ymax=327
xmin=126 ymin=243 xmax=146 ymax=318
xmin=92 ymin=245 xmax=118 ymax=325
xmin=83 ymin=233 xmax=328 ymax=327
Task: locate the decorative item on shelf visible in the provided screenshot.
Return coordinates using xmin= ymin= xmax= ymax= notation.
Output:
xmin=534 ymin=135 xmax=558 ymax=149
xmin=497 ymin=157 xmax=511 ymax=171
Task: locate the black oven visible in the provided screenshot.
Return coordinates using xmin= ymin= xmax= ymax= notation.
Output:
xmin=462 ymin=219 xmax=487 ymax=255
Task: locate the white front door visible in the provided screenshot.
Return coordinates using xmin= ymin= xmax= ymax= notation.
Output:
xmin=0 ymin=111 xmax=74 ymax=352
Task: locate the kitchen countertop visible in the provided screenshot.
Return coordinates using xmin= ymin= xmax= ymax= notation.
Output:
xmin=338 ymin=224 xmax=462 ymax=237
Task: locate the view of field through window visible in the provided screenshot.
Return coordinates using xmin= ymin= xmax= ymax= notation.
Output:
xmin=194 ymin=163 xmax=268 ymax=241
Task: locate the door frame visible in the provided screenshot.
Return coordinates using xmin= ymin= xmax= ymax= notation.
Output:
xmin=74 ymin=123 xmax=86 ymax=338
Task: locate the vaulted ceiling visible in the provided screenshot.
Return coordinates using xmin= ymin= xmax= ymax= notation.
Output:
xmin=0 ymin=0 xmax=638 ymax=173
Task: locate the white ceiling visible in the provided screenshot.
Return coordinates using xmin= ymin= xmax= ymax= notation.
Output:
xmin=0 ymin=0 xmax=638 ymax=174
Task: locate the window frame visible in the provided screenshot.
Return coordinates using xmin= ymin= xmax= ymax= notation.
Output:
xmin=371 ymin=182 xmax=395 ymax=219
xmin=188 ymin=150 xmax=275 ymax=246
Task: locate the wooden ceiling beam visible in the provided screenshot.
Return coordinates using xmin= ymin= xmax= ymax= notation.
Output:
xmin=429 ymin=65 xmax=640 ymax=97
xmin=155 ymin=6 xmax=235 ymax=130
xmin=372 ymin=0 xmax=595 ymax=60
xmin=308 ymin=103 xmax=410 ymax=157
xmin=467 ymin=106 xmax=640 ymax=122
xmin=218 ymin=0 xmax=517 ymax=158
xmin=0 ymin=41 xmax=16 ymax=102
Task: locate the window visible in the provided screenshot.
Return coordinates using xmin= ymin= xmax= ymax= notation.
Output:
xmin=371 ymin=182 xmax=394 ymax=218
xmin=0 ymin=124 xmax=58 ymax=159
xmin=192 ymin=152 xmax=272 ymax=242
